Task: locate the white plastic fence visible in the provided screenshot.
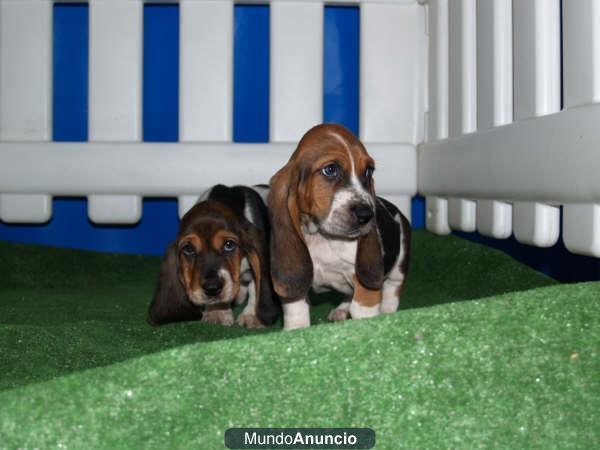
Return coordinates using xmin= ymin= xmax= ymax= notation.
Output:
xmin=0 ymin=0 xmax=598 ymax=258
xmin=420 ymin=0 xmax=600 ymax=257
xmin=0 ymin=0 xmax=423 ymax=224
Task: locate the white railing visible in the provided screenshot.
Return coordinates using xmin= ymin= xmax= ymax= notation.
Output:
xmin=420 ymin=0 xmax=600 ymax=257
xmin=0 ymin=0 xmax=425 ymax=224
xmin=1 ymin=0 xmax=599 ymax=259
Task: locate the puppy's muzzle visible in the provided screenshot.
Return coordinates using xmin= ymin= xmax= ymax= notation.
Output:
xmin=351 ymin=203 xmax=374 ymax=226
xmin=202 ymin=277 xmax=223 ymax=297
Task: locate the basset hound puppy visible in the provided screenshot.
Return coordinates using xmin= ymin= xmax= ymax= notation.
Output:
xmin=148 ymin=185 xmax=279 ymax=328
xmin=268 ymin=124 xmax=411 ymax=330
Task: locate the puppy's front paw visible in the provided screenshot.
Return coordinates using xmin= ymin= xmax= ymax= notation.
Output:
xmin=327 ymin=308 xmax=350 ymax=322
xmin=236 ymin=313 xmax=266 ymax=329
xmin=201 ymin=309 xmax=234 ymax=326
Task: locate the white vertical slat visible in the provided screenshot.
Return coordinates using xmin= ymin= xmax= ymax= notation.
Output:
xmin=270 ymin=1 xmax=323 ymax=142
xmin=88 ymin=194 xmax=142 ymax=224
xmin=426 ymin=196 xmax=450 ymax=235
xmin=178 ymin=0 xmax=233 ymax=218
xmin=448 ymin=0 xmax=477 ymax=137
xmin=563 ymin=204 xmax=600 ymax=257
xmin=178 ymin=195 xmax=198 ymax=219
xmin=0 ymin=194 xmax=52 ymax=224
xmin=474 ymin=0 xmax=512 ymax=238
xmin=88 ymin=0 xmax=143 ymax=224
xmin=563 ymin=0 xmax=600 ymax=108
xmin=476 ymin=0 xmax=512 ymax=130
xmin=361 ymin=2 xmax=426 ymax=144
xmin=477 ymin=200 xmax=512 ymax=239
xmin=513 ymin=202 xmax=559 ymax=247
xmin=448 ymin=198 xmax=476 ymax=232
xmin=0 ymin=0 xmax=53 ymax=223
xmin=513 ymin=0 xmax=560 ymax=120
xmin=179 ymin=0 xmax=233 ymax=142
xmin=513 ymin=0 xmax=561 ymax=247
xmin=426 ymin=0 xmax=449 ymax=142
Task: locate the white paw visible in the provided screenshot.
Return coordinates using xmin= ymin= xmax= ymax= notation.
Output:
xmin=380 ymin=297 xmax=399 ymax=314
xmin=282 ymin=300 xmax=310 ymax=330
xmin=349 ymin=301 xmax=380 ymax=320
xmin=327 ymin=308 xmax=350 ymax=321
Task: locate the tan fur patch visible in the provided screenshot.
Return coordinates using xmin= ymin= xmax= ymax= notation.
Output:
xmin=353 ymin=274 xmax=382 ymax=307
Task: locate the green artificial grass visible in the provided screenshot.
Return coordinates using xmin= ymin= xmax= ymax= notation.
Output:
xmin=0 ymin=231 xmax=598 ymax=449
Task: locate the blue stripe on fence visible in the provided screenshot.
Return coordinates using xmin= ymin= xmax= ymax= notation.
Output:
xmin=234 ymin=5 xmax=270 ymax=143
xmin=323 ymin=6 xmax=359 ymax=135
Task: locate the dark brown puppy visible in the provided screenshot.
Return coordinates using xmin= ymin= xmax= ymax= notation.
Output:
xmin=148 ymin=185 xmax=279 ymax=328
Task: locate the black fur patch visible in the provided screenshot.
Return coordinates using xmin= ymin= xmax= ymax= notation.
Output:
xmin=375 ymin=197 xmax=401 ymax=276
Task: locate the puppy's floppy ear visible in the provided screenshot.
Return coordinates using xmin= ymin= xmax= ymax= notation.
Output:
xmin=147 ymin=243 xmax=201 ymax=325
xmin=356 ymin=226 xmax=384 ymax=291
xmin=241 ymin=224 xmax=280 ymax=326
xmin=268 ymin=162 xmax=313 ymax=300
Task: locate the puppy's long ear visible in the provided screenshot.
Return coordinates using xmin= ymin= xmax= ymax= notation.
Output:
xmin=147 ymin=243 xmax=201 ymax=325
xmin=268 ymin=163 xmax=313 ymax=300
xmin=241 ymin=224 xmax=280 ymax=326
xmin=356 ymin=226 xmax=384 ymax=291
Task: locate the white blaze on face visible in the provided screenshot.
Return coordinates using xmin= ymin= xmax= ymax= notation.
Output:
xmin=218 ymin=268 xmax=233 ymax=303
xmin=187 ymin=268 xmax=234 ymax=306
xmin=320 ymin=145 xmax=374 ymax=237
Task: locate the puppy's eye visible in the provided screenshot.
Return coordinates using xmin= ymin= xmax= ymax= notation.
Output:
xmin=365 ymin=166 xmax=375 ymax=179
xmin=222 ymin=240 xmax=237 ymax=253
xmin=181 ymin=244 xmax=196 ymax=257
xmin=321 ymin=163 xmax=340 ymax=178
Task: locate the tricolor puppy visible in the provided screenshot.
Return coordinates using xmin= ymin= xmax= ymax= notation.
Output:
xmin=269 ymin=124 xmax=411 ymax=330
xmin=148 ymin=185 xmax=279 ymax=328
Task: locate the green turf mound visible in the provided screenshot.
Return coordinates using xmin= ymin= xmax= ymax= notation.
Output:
xmin=1 ymin=232 xmax=597 ymax=448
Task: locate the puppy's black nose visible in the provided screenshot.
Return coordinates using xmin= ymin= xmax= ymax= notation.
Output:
xmin=202 ymin=279 xmax=223 ymax=297
xmin=351 ymin=203 xmax=374 ymax=225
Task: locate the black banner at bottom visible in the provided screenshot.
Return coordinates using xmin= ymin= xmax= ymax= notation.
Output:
xmin=225 ymin=428 xmax=375 ymax=449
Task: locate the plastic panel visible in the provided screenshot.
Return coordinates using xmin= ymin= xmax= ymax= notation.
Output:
xmin=425 ymin=196 xmax=450 ymax=235
xmin=511 ymin=0 xmax=561 ymax=247
xmin=179 ymin=0 xmax=233 ymax=142
xmin=270 ymin=1 xmax=323 ymax=142
xmin=513 ymin=0 xmax=560 ymax=120
xmin=0 ymin=142 xmax=416 ymax=198
xmin=0 ymin=194 xmax=52 ymax=224
xmin=513 ymin=202 xmax=559 ymax=247
xmin=476 ymin=200 xmax=512 ymax=239
xmin=418 ymin=103 xmax=600 ymax=204
xmin=178 ymin=195 xmax=198 ymax=219
xmin=88 ymin=0 xmax=142 ymax=224
xmin=476 ymin=0 xmax=512 ymax=130
xmin=563 ymin=204 xmax=600 ymax=257
xmin=0 ymin=0 xmax=53 ymax=223
xmin=448 ymin=0 xmax=477 ymax=137
xmin=88 ymin=195 xmax=142 ymax=225
xmin=360 ymin=2 xmax=426 ymax=143
xmin=562 ymin=0 xmax=600 ymax=108
xmin=427 ymin=0 xmax=449 ymax=141
xmin=448 ymin=198 xmax=476 ymax=232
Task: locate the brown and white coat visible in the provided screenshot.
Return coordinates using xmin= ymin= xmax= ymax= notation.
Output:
xmin=268 ymin=124 xmax=411 ymax=330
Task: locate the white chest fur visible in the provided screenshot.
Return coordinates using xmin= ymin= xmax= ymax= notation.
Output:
xmin=303 ymin=232 xmax=357 ymax=295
